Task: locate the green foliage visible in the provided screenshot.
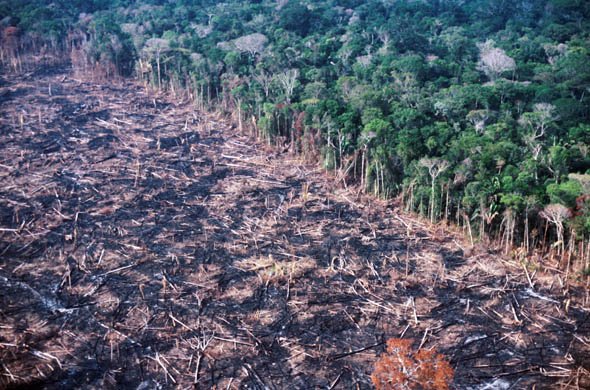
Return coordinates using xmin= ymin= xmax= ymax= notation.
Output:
xmin=547 ymin=180 xmax=583 ymax=207
xmin=277 ymin=1 xmax=312 ymax=36
xmin=86 ymin=13 xmax=137 ymax=75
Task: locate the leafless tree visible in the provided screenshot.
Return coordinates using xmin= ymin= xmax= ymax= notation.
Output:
xmin=359 ymin=130 xmax=377 ymax=191
xmin=233 ymin=33 xmax=268 ymax=57
xmin=520 ymin=103 xmax=557 ymax=170
xmin=466 ymin=109 xmax=492 ymax=134
xmin=337 ymin=46 xmax=353 ymax=68
xmin=522 ymin=134 xmax=543 ymax=163
xmin=190 ymin=23 xmax=213 ymax=38
xmin=519 ymin=103 xmax=557 ymax=139
xmin=540 ymin=204 xmax=572 ymax=255
xmin=142 ymin=38 xmax=171 ymax=89
xmin=276 ymin=68 xmax=299 ymax=104
xmin=476 ymin=40 xmax=516 ymax=81
xmin=543 ymin=43 xmax=567 ymax=65
xmin=275 ymin=0 xmax=289 ymax=10
xmin=419 ymin=158 xmax=450 ymax=223
xmin=392 ymin=71 xmax=420 ymax=108
xmin=2 ymin=26 xmax=21 ymax=71
xmin=254 ymin=69 xmax=273 ymax=99
xmin=376 ymin=28 xmax=390 ymax=54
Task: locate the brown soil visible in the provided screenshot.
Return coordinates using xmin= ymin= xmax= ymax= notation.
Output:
xmin=1 ymin=66 xmax=589 ymax=389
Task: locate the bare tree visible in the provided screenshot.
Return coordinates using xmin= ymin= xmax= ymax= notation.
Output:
xmin=191 ymin=23 xmax=213 ymax=38
xmin=356 ymin=53 xmax=372 ymax=67
xmin=142 ymin=38 xmax=171 ymax=89
xmin=392 ymin=71 xmax=420 ymax=108
xmin=466 ymin=109 xmax=492 ymax=134
xmin=519 ymin=103 xmax=557 ymax=173
xmin=540 ymin=204 xmax=572 ymax=255
xmin=376 ymin=28 xmax=390 ymax=55
xmin=254 ymin=70 xmax=273 ymax=99
xmin=500 ymin=208 xmax=516 ymax=254
xmin=275 ymin=0 xmax=289 ymax=10
xmin=419 ymin=158 xmax=450 ymax=223
xmin=337 ymin=46 xmax=353 ymax=69
xmin=2 ymin=26 xmax=21 ymax=71
xmin=233 ymin=33 xmax=268 ymax=57
xmin=476 ymin=40 xmax=516 ymax=81
xmin=519 ymin=103 xmax=557 ymax=139
xmin=276 ymin=68 xmax=299 ymax=104
xmin=543 ymin=43 xmax=567 ymax=65
xmin=359 ymin=130 xmax=377 ymax=191
xmin=522 ymin=133 xmax=543 ymax=163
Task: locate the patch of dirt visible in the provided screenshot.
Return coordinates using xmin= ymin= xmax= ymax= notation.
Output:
xmin=0 ymin=66 xmax=589 ymax=389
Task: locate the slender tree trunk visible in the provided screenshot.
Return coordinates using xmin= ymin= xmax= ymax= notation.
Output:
xmin=542 ymin=220 xmax=549 ymax=253
xmin=410 ymin=183 xmax=415 ymax=213
xmin=524 ymin=209 xmax=529 ymax=253
xmin=439 ymin=182 xmax=444 ymax=221
xmin=239 ymin=102 xmax=243 ymax=133
xmin=480 ymin=199 xmax=485 ymax=240
xmin=334 ymin=144 xmax=338 ymax=176
xmin=464 ymin=212 xmax=474 ymax=246
xmin=375 ymin=162 xmax=380 ymax=196
xmin=430 ymin=179 xmax=435 ymax=224
xmin=338 ymin=129 xmax=343 ymax=171
xmin=381 ymin=162 xmax=385 ymax=197
xmin=444 ymin=183 xmax=449 ymax=222
xmin=557 ymin=223 xmax=564 ymax=256
xmin=156 ymin=53 xmax=161 ymax=90
xmin=361 ymin=147 xmax=366 ymax=191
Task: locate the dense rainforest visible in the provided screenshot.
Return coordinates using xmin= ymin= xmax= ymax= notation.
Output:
xmin=2 ymin=0 xmax=590 ymax=265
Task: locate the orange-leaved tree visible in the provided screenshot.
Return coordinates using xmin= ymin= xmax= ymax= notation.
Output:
xmin=371 ymin=338 xmax=454 ymax=390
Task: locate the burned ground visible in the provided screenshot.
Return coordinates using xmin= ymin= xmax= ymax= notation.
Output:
xmin=0 ymin=67 xmax=589 ymax=389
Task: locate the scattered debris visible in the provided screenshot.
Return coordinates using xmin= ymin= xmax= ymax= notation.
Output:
xmin=0 ymin=65 xmax=588 ymax=388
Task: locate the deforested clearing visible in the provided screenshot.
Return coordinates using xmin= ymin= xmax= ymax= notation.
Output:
xmin=0 ymin=66 xmax=588 ymax=389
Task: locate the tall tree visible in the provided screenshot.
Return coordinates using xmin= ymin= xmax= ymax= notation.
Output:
xmin=419 ymin=158 xmax=450 ymax=223
xmin=476 ymin=40 xmax=516 ymax=82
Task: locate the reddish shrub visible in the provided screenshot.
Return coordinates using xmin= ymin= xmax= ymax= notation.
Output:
xmin=371 ymin=339 xmax=454 ymax=390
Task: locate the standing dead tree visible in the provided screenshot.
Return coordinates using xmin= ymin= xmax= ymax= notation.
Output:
xmin=2 ymin=26 xmax=21 ymax=71
xmin=540 ymin=203 xmax=572 ymax=258
xmin=520 ymin=103 xmax=558 ymax=181
xmin=466 ymin=109 xmax=492 ymax=134
xmin=254 ymin=69 xmax=273 ymax=100
xmin=141 ymin=38 xmax=171 ymax=90
xmin=419 ymin=158 xmax=450 ymax=223
xmin=68 ymin=29 xmax=90 ymax=74
xmin=275 ymin=69 xmax=299 ymax=149
xmin=232 ymin=33 xmax=268 ymax=58
xmin=499 ymin=208 xmax=516 ymax=254
xmin=275 ymin=68 xmax=299 ymax=104
xmin=519 ymin=103 xmax=557 ymax=141
xmin=476 ymin=40 xmax=516 ymax=82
